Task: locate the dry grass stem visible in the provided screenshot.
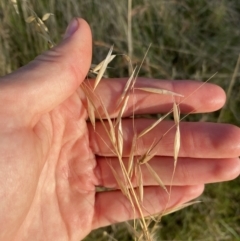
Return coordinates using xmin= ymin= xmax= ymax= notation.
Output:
xmin=128 ymin=133 xmax=137 ymax=177
xmin=98 ymin=96 xmax=117 ymax=147
xmin=218 ymin=55 xmax=240 ymax=122
xmin=127 ymin=0 xmax=133 ymax=75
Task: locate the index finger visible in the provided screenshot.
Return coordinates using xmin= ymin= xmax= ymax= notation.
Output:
xmin=80 ymin=78 xmax=226 ymax=118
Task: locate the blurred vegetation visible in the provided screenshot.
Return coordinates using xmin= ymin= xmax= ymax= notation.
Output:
xmin=0 ymin=0 xmax=240 ymax=240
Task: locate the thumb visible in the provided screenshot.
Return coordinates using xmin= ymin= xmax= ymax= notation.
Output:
xmin=0 ymin=18 xmax=92 ymax=123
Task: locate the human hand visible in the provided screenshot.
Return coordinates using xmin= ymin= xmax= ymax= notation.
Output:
xmin=0 ymin=18 xmax=239 ymax=241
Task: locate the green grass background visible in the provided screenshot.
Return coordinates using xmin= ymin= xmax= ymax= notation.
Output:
xmin=1 ymin=0 xmax=240 ymax=240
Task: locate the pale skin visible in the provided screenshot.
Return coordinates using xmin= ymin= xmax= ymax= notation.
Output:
xmin=0 ymin=18 xmax=239 ymax=241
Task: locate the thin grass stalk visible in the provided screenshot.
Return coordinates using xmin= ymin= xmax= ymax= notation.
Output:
xmin=217 ymin=54 xmax=240 ymax=122
xmin=127 ymin=0 xmax=133 ymax=75
xmin=128 ymin=133 xmax=137 ymax=177
xmin=115 ymin=151 xmax=152 ymax=241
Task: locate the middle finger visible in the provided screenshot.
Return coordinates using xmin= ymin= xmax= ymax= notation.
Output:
xmin=89 ymin=119 xmax=240 ymax=158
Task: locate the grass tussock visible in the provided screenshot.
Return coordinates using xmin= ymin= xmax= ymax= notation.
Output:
xmin=1 ymin=0 xmax=240 ymax=240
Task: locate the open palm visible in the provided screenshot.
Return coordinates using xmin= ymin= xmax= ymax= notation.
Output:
xmin=0 ymin=19 xmax=239 ymax=241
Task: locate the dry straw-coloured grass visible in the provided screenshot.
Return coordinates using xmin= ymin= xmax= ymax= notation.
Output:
xmin=83 ymin=46 xmax=199 ymax=241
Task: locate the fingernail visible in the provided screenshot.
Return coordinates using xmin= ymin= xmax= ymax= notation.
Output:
xmin=64 ymin=18 xmax=79 ymax=39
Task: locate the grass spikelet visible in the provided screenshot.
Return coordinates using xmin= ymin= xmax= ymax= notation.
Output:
xmin=109 ymin=163 xmax=129 ymax=197
xmin=11 ymin=0 xmax=19 ymax=14
xmin=117 ymin=118 xmax=124 ymax=157
xmin=36 ymin=16 xmax=49 ymax=32
xmin=134 ymin=87 xmax=184 ymax=97
xmin=116 ymin=93 xmax=130 ymax=126
xmin=145 ymin=162 xmax=168 ymax=194
xmin=137 ymin=112 xmax=170 ymax=139
xmin=91 ymin=55 xmax=116 ymax=74
xmin=87 ymin=98 xmax=96 ymax=130
xmin=93 ymin=45 xmax=114 ymax=90
xmin=137 ymin=137 xmax=157 ymax=165
xmin=137 ymin=163 xmax=144 ymax=203
xmin=139 ymin=152 xmax=156 ymax=165
xmin=173 ymin=102 xmax=180 ymax=169
xmin=42 ymin=13 xmax=54 ymax=21
xmin=25 ymin=10 xmax=54 ymax=47
xmin=81 ymin=83 xmax=117 ymax=155
xmin=25 ymin=16 xmax=36 ymax=23
xmin=166 ymin=101 xmax=181 ymax=214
